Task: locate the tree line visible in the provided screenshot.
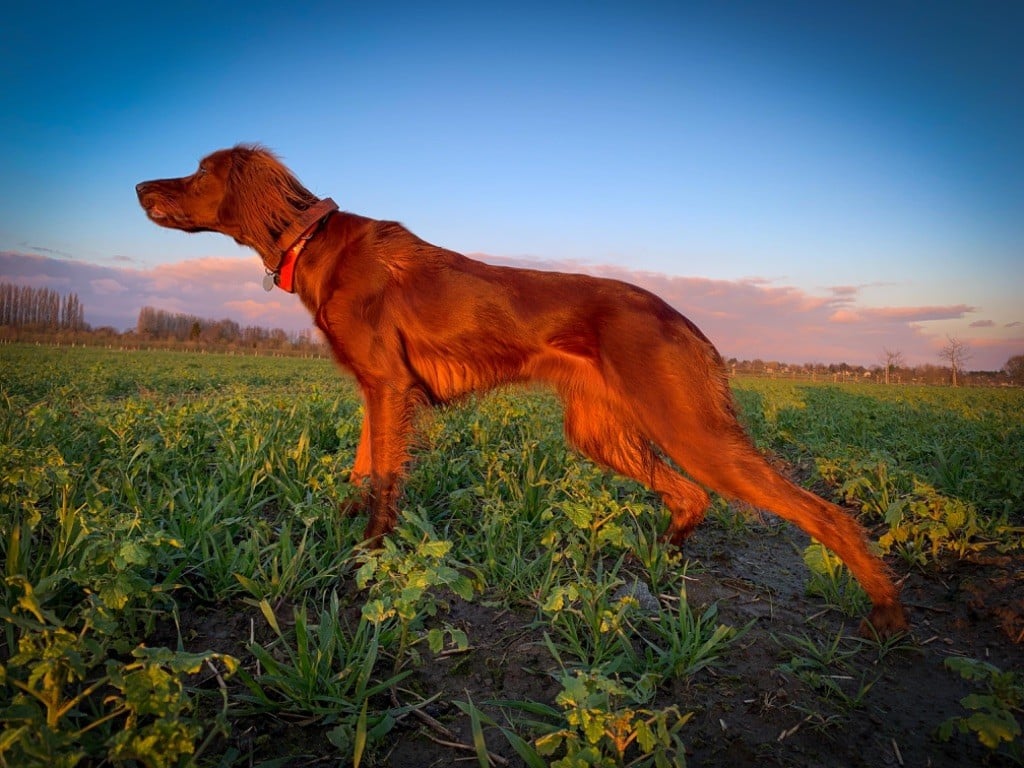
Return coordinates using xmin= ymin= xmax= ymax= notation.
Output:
xmin=134 ymin=306 xmax=317 ymax=351
xmin=0 ymin=282 xmax=87 ymax=331
xmin=726 ymin=353 xmax=1021 ymax=387
xmin=0 ymin=285 xmax=323 ymax=356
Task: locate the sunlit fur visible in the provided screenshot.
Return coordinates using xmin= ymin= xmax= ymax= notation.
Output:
xmin=137 ymin=146 xmax=909 ymax=638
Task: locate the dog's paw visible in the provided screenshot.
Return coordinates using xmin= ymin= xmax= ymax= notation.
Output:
xmin=858 ymin=603 xmax=910 ymax=640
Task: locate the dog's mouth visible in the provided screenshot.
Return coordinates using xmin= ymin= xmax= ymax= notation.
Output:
xmin=141 ymin=199 xmax=184 ymax=228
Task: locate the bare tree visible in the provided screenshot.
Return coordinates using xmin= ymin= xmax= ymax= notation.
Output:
xmin=881 ymin=348 xmax=905 ymax=385
xmin=1005 ymin=354 xmax=1024 ymax=386
xmin=938 ymin=335 xmax=971 ymax=387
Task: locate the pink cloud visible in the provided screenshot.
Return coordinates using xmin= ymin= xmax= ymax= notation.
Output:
xmin=1 ymin=250 xmax=1018 ymax=369
xmin=969 ymin=319 xmax=996 ymax=328
xmin=855 ymin=305 xmax=977 ymax=322
xmin=478 ymin=254 xmax=1004 ymax=367
xmin=90 ymin=278 xmax=127 ymax=294
xmin=828 ymin=309 xmax=861 ymax=324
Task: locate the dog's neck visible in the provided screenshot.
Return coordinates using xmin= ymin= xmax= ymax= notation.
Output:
xmin=260 ymin=198 xmax=338 ymax=291
xmin=274 ymin=198 xmax=339 ymax=257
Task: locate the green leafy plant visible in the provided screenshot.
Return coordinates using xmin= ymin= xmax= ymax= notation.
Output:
xmin=879 ymin=484 xmax=1009 ymax=566
xmin=355 ymin=511 xmax=478 ymax=673
xmin=0 ymin=630 xmax=236 ymax=768
xmin=802 ymin=540 xmax=869 ymax=617
xmin=938 ymin=656 xmax=1023 ymax=763
xmin=532 ymin=670 xmax=690 ymax=767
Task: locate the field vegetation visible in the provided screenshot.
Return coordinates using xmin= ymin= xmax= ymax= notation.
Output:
xmin=1 ymin=344 xmax=1022 ymax=767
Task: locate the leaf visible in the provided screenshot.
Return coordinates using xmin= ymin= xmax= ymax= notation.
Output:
xmin=361 ymin=599 xmax=394 ymax=624
xmin=635 ymin=718 xmax=657 ymax=751
xmin=353 ymin=698 xmax=369 ymax=768
xmin=535 ymin=731 xmax=565 ymax=757
xmin=15 ymin=584 xmax=46 ymax=623
xmin=802 ymin=541 xmax=832 ymax=576
xmin=355 ymin=558 xmax=377 ymax=590
xmin=945 ymin=656 xmax=1000 ymax=681
xmin=419 ymin=540 xmax=452 ymax=559
xmin=563 ymin=503 xmax=593 ymax=529
xmin=448 ymin=627 xmax=469 ymax=651
xmin=543 ymin=587 xmax=567 ymax=613
xmin=118 ymin=540 xmax=150 ymax=566
xmin=466 ymin=695 xmax=490 ymax=768
xmin=258 ymin=599 xmax=281 ymax=635
xmin=427 ymin=628 xmax=444 ymax=654
xmin=497 ymin=726 xmax=547 ymax=768
xmin=450 ymin=575 xmax=476 ymax=601
xmin=964 ymin=709 xmax=1021 ymax=748
xmin=233 ymin=572 xmax=262 ymax=596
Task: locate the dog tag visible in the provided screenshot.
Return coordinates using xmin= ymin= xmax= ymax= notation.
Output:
xmin=262 ymin=273 xmax=276 ymax=292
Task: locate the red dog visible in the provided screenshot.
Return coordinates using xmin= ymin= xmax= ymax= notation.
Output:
xmin=137 ymin=145 xmax=908 ymax=637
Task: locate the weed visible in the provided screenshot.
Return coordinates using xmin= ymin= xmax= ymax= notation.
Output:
xmin=355 ymin=510 xmax=479 ymax=672
xmin=236 ymin=592 xmax=409 ymax=758
xmin=802 ymin=540 xmax=869 ymax=618
xmin=938 ymin=656 xmax=1023 ymax=764
xmin=774 ymin=630 xmax=880 ymax=720
xmin=477 ymin=670 xmax=691 ymax=767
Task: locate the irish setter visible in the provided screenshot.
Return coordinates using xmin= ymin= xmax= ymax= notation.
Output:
xmin=137 ymin=145 xmax=908 ymax=637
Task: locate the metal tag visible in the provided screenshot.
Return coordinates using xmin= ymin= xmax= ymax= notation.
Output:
xmin=262 ymin=273 xmax=276 ymax=292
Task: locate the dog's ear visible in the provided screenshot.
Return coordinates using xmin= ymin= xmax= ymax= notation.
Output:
xmin=215 ymin=148 xmax=276 ymax=251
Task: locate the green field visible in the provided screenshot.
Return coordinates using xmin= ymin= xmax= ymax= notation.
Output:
xmin=2 ymin=344 xmax=1022 ymax=767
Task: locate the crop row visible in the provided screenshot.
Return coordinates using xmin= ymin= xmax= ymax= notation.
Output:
xmin=1 ymin=345 xmax=1021 ymax=766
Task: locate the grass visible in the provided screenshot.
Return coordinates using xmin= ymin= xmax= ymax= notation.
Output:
xmin=2 ymin=344 xmax=1023 ymax=766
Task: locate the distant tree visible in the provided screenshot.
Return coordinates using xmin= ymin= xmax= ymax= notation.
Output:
xmin=881 ymin=348 xmax=905 ymax=385
xmin=1005 ymin=354 xmax=1024 ymax=386
xmin=0 ymin=283 xmax=86 ymax=330
xmin=938 ymin=335 xmax=971 ymax=387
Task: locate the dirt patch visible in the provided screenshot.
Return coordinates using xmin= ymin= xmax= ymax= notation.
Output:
xmin=150 ymin=516 xmax=1023 ymax=767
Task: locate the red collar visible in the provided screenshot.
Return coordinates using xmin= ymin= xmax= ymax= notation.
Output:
xmin=272 ymin=198 xmax=338 ymax=293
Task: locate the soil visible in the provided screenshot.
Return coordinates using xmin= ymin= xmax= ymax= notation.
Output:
xmin=153 ymin=509 xmax=1023 ymax=768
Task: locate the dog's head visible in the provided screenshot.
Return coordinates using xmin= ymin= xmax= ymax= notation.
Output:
xmin=136 ymin=148 xmax=236 ymax=234
xmin=136 ymin=146 xmax=318 ymax=256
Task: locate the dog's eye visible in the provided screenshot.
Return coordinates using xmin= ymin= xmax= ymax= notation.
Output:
xmin=197 ymin=165 xmax=208 ymax=176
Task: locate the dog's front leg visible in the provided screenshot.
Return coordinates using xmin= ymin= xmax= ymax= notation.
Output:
xmin=340 ymin=414 xmax=372 ymax=518
xmin=361 ymin=385 xmax=415 ymax=542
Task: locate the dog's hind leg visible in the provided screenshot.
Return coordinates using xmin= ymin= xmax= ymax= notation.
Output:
xmin=560 ymin=394 xmax=710 ymax=543
xmin=650 ymin=414 xmax=908 ymax=637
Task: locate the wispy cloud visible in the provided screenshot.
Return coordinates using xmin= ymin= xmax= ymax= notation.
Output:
xmin=90 ymin=278 xmax=128 ymax=295
xmin=831 ymin=305 xmax=977 ymax=324
xmin=2 ymin=250 xmax=1019 ymax=369
xmin=29 ymin=245 xmax=74 ymax=258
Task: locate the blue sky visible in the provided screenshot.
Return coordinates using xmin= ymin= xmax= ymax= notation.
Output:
xmin=1 ymin=1 xmax=1021 ymax=368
